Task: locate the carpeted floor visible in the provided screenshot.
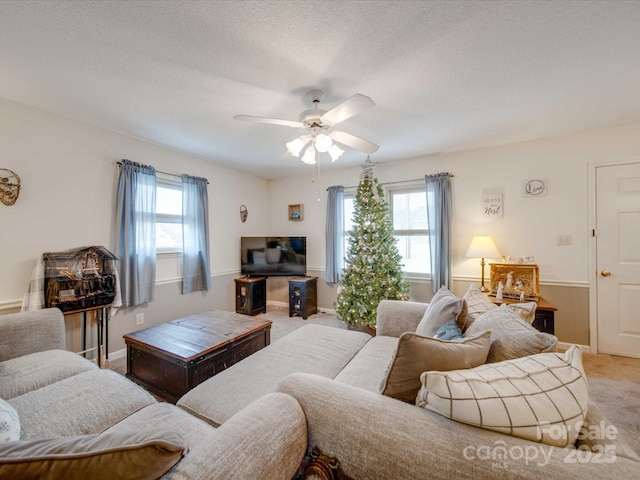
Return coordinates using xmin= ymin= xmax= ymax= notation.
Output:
xmin=260 ymin=306 xmax=347 ymax=343
xmin=110 ymin=306 xmax=640 ymax=455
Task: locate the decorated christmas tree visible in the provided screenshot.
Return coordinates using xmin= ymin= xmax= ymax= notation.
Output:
xmin=335 ymin=158 xmax=409 ymax=329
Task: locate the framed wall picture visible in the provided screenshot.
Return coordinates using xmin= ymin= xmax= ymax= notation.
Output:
xmin=489 ymin=263 xmax=540 ymax=300
xmin=483 ymin=187 xmax=503 ymax=218
xmin=288 ymin=204 xmax=304 ymax=221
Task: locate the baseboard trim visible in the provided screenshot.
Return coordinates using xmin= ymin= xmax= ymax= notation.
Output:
xmin=107 ymin=348 xmax=127 ymax=361
xmin=266 ymin=300 xmax=337 ymax=315
xmin=0 ymin=299 xmax=22 ymax=313
xmin=557 ymin=342 xmax=591 ymax=354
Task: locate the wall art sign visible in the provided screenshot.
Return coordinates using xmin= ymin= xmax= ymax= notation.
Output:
xmin=522 ymin=178 xmax=547 ymax=197
xmin=483 ymin=188 xmax=503 ymax=218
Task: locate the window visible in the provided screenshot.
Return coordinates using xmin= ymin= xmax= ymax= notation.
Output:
xmin=388 ymin=185 xmax=430 ymax=275
xmin=341 ymin=183 xmax=430 ymax=275
xmin=341 ymin=190 xmax=355 ymax=272
xmin=156 ymin=174 xmax=183 ymax=253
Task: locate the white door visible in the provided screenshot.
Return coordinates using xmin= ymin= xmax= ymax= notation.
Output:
xmin=596 ymin=162 xmax=640 ymax=358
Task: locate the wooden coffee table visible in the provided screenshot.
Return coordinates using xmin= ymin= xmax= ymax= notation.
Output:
xmin=124 ymin=310 xmax=271 ymax=403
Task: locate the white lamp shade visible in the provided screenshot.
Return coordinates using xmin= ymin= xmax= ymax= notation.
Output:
xmin=314 ymin=133 xmax=332 ymax=153
xmin=286 ymin=138 xmax=305 ymax=157
xmin=465 ymin=235 xmax=501 ymax=259
xmin=301 ymin=145 xmax=317 ymax=165
xmin=328 ymin=144 xmax=344 ymax=161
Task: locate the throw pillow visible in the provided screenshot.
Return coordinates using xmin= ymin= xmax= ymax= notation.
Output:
xmin=415 ymin=286 xmax=465 ymax=337
xmin=458 ymin=284 xmax=497 ymax=330
xmin=435 ymin=319 xmax=463 ymax=340
xmin=0 ymin=399 xmax=20 ymax=443
xmin=381 ymin=331 xmax=491 ymax=403
xmin=415 ymin=345 xmax=589 ymax=448
xmin=0 ymin=429 xmax=187 ymax=479
xmin=502 ymin=302 xmax=537 ymax=324
xmin=463 ymin=306 xmax=557 ymax=363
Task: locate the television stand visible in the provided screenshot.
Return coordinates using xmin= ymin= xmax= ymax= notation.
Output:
xmin=235 ymin=276 xmax=266 ymax=315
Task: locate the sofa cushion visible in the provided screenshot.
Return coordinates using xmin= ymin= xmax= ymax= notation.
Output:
xmin=463 ymin=306 xmax=557 ymax=363
xmin=415 ymin=345 xmax=589 ymax=447
xmin=173 ymin=392 xmax=307 ymax=479
xmin=104 ymin=395 xmax=308 ymax=480
xmin=0 ymin=429 xmax=186 ymax=480
xmin=0 ymin=309 xmax=66 ymax=362
xmin=502 ymin=302 xmax=537 ymax=324
xmin=334 ymin=336 xmax=399 ymax=393
xmin=458 ymin=284 xmax=496 ymax=330
xmin=381 ymin=331 xmax=491 ymax=403
xmin=9 ymin=369 xmax=156 ymax=440
xmin=415 ymin=286 xmax=465 ymax=336
xmin=104 ymin=403 xmax=217 ymax=445
xmin=0 ymin=349 xmax=98 ymax=399
xmin=178 ymin=324 xmax=371 ymax=427
xmin=0 ymin=398 xmax=20 ymax=442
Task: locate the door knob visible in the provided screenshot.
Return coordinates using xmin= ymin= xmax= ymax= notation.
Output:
xmin=600 ymin=270 xmax=612 ymax=277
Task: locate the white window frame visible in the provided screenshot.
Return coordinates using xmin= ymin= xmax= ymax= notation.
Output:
xmin=156 ymin=173 xmax=183 ymax=255
xmin=386 ymin=181 xmax=430 ymax=276
xmin=341 ymin=188 xmax=356 ymax=272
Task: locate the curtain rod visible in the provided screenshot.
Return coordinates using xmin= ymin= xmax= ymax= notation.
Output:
xmin=383 ymin=174 xmax=454 ymax=186
xmin=330 ymin=174 xmax=455 ymax=191
xmin=116 ymin=161 xmax=209 ymax=184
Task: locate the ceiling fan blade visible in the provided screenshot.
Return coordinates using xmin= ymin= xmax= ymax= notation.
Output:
xmin=331 ymin=130 xmax=379 ymax=154
xmin=234 ymin=114 xmax=302 ymax=128
xmin=321 ymin=93 xmax=375 ymax=125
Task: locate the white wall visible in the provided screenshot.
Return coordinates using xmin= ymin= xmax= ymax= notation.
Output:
xmin=3 ymin=94 xmax=640 ymax=349
xmin=269 ymin=123 xmax=640 ymax=345
xmin=271 ymin=123 xmax=640 ymax=283
xmin=0 ymin=98 xmax=270 ymax=352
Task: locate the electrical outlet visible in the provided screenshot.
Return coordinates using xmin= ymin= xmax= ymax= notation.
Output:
xmin=557 ymin=235 xmax=572 ymax=246
xmin=135 ymin=313 xmax=144 ymax=325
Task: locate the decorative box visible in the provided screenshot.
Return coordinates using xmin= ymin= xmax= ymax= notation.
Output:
xmin=489 ymin=263 xmax=540 ymax=300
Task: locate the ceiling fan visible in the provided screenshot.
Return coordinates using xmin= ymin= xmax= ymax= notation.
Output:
xmin=234 ymin=90 xmax=379 ymax=164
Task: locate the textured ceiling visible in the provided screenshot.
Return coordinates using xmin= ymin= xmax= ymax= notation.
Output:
xmin=1 ymin=0 xmax=639 ymax=179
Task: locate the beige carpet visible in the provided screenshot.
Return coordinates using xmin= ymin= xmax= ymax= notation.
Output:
xmin=257 ymin=306 xmax=347 ymax=343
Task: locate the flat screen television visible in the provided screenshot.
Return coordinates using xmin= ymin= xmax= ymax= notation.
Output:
xmin=240 ymin=236 xmax=306 ymax=277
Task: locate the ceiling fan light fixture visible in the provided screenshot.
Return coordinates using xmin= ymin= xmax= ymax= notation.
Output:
xmin=286 ymin=137 xmax=305 ymax=157
xmin=328 ymin=144 xmax=344 ymax=162
xmin=314 ymin=133 xmax=332 ymax=153
xmin=237 ymin=89 xmax=377 ymax=166
xmin=301 ymin=145 xmax=317 ymax=165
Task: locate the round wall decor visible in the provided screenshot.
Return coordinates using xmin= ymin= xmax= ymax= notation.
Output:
xmin=0 ymin=169 xmax=21 ymax=206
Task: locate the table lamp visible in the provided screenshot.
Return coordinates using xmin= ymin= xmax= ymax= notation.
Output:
xmin=465 ymin=235 xmax=501 ymax=292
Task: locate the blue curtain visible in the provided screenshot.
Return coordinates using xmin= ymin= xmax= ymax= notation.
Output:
xmin=182 ymin=174 xmax=211 ymax=294
xmin=114 ymin=159 xmax=157 ymax=307
xmin=325 ymin=185 xmax=345 ymax=283
xmin=425 ymin=173 xmax=453 ymax=293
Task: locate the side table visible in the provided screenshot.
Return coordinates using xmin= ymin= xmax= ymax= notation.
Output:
xmin=289 ymin=276 xmax=318 ymax=319
xmin=235 ymin=277 xmax=267 ymax=315
xmin=485 ymin=294 xmax=557 ymax=335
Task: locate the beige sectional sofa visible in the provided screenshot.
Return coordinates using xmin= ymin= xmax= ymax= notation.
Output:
xmin=0 ymin=308 xmax=306 ymax=479
xmin=2 ymin=302 xmax=640 ymax=479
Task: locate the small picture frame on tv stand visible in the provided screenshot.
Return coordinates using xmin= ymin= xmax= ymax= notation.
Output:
xmin=288 ymin=204 xmax=304 ymax=221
